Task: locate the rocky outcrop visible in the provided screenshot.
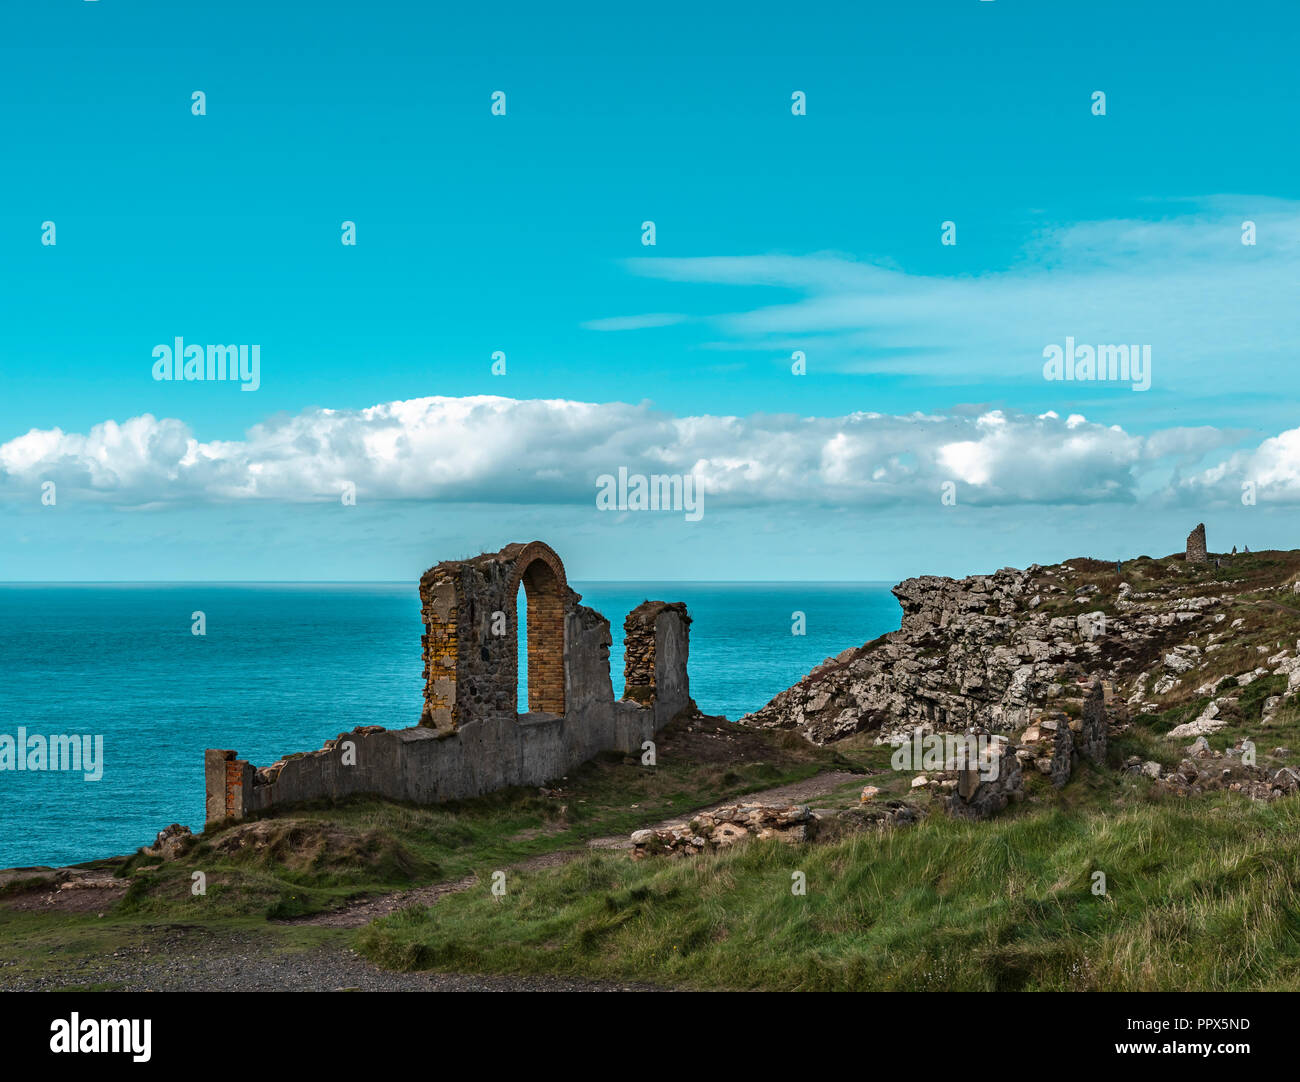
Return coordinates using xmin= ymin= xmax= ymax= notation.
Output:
xmin=740 ymin=560 xmax=1189 ymax=745
xmin=139 ymin=823 xmax=194 ymax=861
xmin=739 ymin=537 xmax=1300 ymax=752
xmin=630 ymin=803 xmax=817 ymax=858
xmin=628 ymin=797 xmax=928 ymax=857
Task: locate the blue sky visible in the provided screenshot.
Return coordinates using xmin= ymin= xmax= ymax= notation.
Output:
xmin=3 ymin=0 xmax=1300 ymax=581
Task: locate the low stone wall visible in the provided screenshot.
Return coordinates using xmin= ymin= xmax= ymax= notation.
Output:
xmin=206 ymin=542 xmax=694 ymax=825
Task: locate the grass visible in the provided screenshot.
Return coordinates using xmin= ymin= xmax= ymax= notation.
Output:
xmin=357 ymin=791 xmax=1300 ymax=991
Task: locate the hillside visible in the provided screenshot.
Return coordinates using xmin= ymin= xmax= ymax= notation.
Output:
xmin=742 ymin=540 xmax=1300 ymax=752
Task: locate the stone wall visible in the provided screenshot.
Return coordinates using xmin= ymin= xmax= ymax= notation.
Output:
xmin=945 ymin=740 xmax=1023 ymax=820
xmin=1080 ymin=678 xmax=1108 ymax=765
xmin=206 ymin=541 xmax=695 ymax=825
xmin=418 ymin=541 xmax=573 ymax=731
xmin=1186 ymin=523 xmax=1207 ymax=565
xmin=623 ymin=600 xmax=692 ymax=705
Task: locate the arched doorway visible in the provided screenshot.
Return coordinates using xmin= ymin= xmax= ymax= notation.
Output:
xmin=513 ymin=555 xmax=565 ymax=715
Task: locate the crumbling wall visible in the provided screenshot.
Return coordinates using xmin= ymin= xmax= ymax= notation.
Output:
xmin=623 ymin=600 xmax=692 ymax=707
xmin=945 ymin=740 xmax=1023 ymax=820
xmin=1080 ymin=678 xmax=1108 ymax=764
xmin=1186 ymin=523 xmax=1207 ymax=565
xmin=206 ymin=541 xmax=695 ymax=825
xmin=418 ymin=541 xmax=571 ymax=730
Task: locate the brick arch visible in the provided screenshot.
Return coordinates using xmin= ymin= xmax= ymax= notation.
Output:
xmin=507 ymin=543 xmax=567 ymax=715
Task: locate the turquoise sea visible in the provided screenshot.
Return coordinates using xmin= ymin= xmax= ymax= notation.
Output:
xmin=0 ymin=582 xmax=901 ymax=868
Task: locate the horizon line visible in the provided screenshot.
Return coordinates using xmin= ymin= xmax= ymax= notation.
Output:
xmin=0 ymin=578 xmax=902 ymax=586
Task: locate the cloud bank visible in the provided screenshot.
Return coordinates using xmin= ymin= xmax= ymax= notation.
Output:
xmin=0 ymin=395 xmax=1284 ymax=510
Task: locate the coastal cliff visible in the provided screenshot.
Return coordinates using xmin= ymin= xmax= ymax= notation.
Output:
xmin=742 ymin=541 xmax=1300 ymax=750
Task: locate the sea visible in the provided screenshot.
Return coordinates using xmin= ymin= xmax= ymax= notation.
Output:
xmin=0 ymin=582 xmax=901 ymax=868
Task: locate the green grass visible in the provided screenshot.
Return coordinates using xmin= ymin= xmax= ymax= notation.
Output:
xmin=357 ymin=792 xmax=1300 ymax=991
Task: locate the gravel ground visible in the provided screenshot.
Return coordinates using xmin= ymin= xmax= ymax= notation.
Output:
xmin=0 ymin=926 xmax=660 ymax=992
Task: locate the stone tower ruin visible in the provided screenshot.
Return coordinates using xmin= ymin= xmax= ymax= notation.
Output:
xmin=1186 ymin=523 xmax=1207 ymax=564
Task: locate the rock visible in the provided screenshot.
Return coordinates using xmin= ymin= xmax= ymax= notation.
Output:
xmin=1080 ymin=678 xmax=1108 ymax=765
xmin=946 ymin=743 xmax=1024 ymax=821
xmin=1050 ymin=713 xmax=1075 ymax=789
xmin=629 ymin=804 xmax=817 ymax=858
xmin=859 ymin=785 xmax=882 ymax=802
xmin=1168 ymin=700 xmax=1226 ymax=739
xmin=140 ymin=823 xmax=194 ymax=861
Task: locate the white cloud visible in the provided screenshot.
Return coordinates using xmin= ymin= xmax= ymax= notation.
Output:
xmin=0 ymin=394 xmax=1269 ymax=510
xmin=619 ymin=198 xmax=1300 ymax=395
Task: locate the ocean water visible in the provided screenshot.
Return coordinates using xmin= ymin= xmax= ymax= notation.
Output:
xmin=0 ymin=582 xmax=900 ymax=868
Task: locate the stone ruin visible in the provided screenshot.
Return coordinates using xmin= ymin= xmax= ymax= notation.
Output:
xmin=205 ymin=541 xmax=694 ymax=825
xmin=945 ymin=676 xmax=1111 ymax=818
xmin=1186 ymin=522 xmax=1208 ymax=565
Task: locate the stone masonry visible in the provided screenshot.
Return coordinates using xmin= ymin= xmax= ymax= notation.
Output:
xmin=418 ymin=541 xmax=573 ymax=731
xmin=1186 ymin=523 xmax=1207 ymax=565
xmin=1080 ymin=678 xmax=1108 ymax=765
xmin=623 ymin=601 xmax=692 ymax=706
xmin=205 ymin=541 xmax=695 ymax=825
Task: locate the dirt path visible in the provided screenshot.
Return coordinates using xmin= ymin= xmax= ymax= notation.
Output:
xmin=281 ymin=850 xmax=579 ymax=929
xmin=1 ymin=929 xmax=659 ymax=992
xmin=281 ymin=769 xmax=863 ymax=929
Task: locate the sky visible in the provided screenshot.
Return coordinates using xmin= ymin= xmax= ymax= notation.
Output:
xmin=2 ymin=0 xmax=1300 ymax=581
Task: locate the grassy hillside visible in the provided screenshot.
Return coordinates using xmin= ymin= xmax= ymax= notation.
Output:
xmin=358 ymin=783 xmax=1300 ymax=990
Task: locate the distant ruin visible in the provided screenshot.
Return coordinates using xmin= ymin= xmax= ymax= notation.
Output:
xmin=205 ymin=541 xmax=694 ymax=825
xmin=1186 ymin=522 xmax=1207 ymax=564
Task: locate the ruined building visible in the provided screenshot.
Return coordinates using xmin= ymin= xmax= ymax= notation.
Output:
xmin=205 ymin=542 xmax=694 ymax=825
xmin=1186 ymin=522 xmax=1207 ymax=564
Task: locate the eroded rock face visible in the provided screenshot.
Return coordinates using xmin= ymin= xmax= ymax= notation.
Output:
xmin=740 ymin=563 xmax=1161 ymax=745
